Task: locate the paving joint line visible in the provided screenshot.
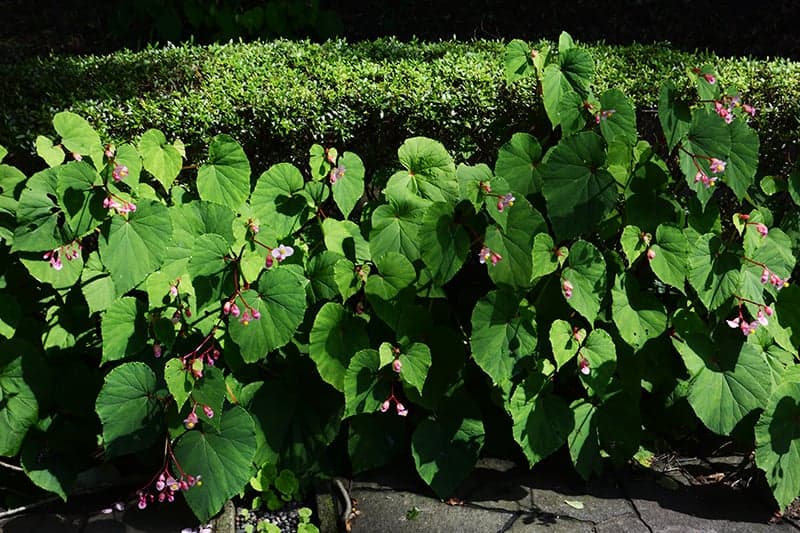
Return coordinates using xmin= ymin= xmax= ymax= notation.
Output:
xmin=613 ymin=473 xmax=654 ymax=533
xmin=496 ymin=512 xmax=522 ymax=533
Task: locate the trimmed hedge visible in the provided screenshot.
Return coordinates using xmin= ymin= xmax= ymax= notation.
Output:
xmin=2 ymin=38 xmax=799 ymax=176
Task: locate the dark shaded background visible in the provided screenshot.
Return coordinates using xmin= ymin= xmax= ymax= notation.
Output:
xmin=1 ymin=0 xmax=799 ymax=60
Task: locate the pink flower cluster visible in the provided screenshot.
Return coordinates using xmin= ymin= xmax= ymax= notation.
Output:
xmin=223 ymin=298 xmax=261 ymax=326
xmin=694 ymin=158 xmax=725 ymax=189
xmin=760 ymin=266 xmax=789 ymax=289
xmin=329 ymin=164 xmax=345 ymax=184
xmin=380 ymin=392 xmax=408 ymax=417
xmin=479 ymin=246 xmax=502 ymax=266
xmin=137 ymin=470 xmax=201 ymax=510
xmin=497 ymin=193 xmax=515 ymax=212
xmin=112 ymin=164 xmax=129 ymax=182
xmin=594 ymin=108 xmax=616 ymax=124
xmin=43 ymin=241 xmax=82 ymax=270
xmin=104 ymin=196 xmax=136 ymax=215
xmin=727 ymin=306 xmax=772 ymax=336
xmin=183 ymin=402 xmax=214 ymax=430
xmin=713 ymin=94 xmax=756 ymax=124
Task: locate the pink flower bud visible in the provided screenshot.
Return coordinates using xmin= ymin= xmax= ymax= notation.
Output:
xmin=153 ymin=343 xmax=162 ymax=358
xmin=756 ymin=223 xmax=768 ymax=237
xmin=647 ymin=248 xmax=656 ymax=261
xmin=223 ymin=301 xmax=232 ymax=315
xmin=203 ymin=405 xmax=214 ymax=419
xmin=579 ymin=357 xmax=590 ymax=375
xmin=380 ymin=400 xmax=391 ymax=412
xmin=703 ymin=73 xmax=716 ymax=84
xmin=230 ymin=303 xmax=240 ymax=317
xmin=183 ymin=411 xmax=198 ymax=430
xmin=726 ymin=316 xmax=742 ymax=328
xmin=396 ymin=402 xmax=408 ymax=417
xmin=761 ymin=268 xmax=770 ymax=284
xmin=757 ymin=310 xmax=769 ymax=326
xmin=764 ymin=306 xmax=774 ymax=316
xmin=251 ymin=309 xmax=261 ymax=320
xmin=72 ymin=152 xmax=82 ymax=161
xmin=392 ymin=359 xmax=402 ymax=373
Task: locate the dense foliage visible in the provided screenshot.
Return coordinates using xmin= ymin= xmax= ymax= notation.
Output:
xmin=2 ymin=39 xmax=799 ymax=178
xmin=1 ymin=32 xmax=800 ymax=522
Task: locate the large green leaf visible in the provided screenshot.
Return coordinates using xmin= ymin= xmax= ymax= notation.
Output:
xmin=309 ymin=302 xmax=370 ymax=391
xmin=188 ymin=233 xmax=231 ymax=278
xmin=171 ymin=201 xmax=235 ymax=246
xmin=35 ymin=135 xmax=64 ymax=168
xmin=419 ymin=202 xmax=470 ymax=285
xmin=369 ymin=189 xmax=428 ymax=261
xmin=99 ymin=200 xmax=173 ymax=294
xmin=687 ymin=233 xmax=740 ymax=311
xmin=542 ymin=132 xmax=617 ymax=240
xmin=138 ymin=129 xmax=182 ymax=190
xmin=509 ymin=381 xmax=572 ymax=467
xmin=562 ymin=240 xmax=606 ymax=323
xmin=755 ymin=379 xmax=800 ymax=511
xmin=495 ymin=133 xmax=542 ymax=195
xmin=470 ymin=290 xmax=537 ymax=388
xmin=331 ymin=152 xmax=365 ymax=219
xmin=611 ymin=274 xmax=667 ymax=352
xmin=484 ymin=197 xmax=545 ymax=290
xmin=387 ymin=137 xmax=458 ymax=202
xmin=0 ymin=340 xmax=44 ymax=456
xmin=95 ymin=362 xmax=164 ymax=457
xmin=175 ymin=406 xmax=257 ymax=522
xmin=399 ymin=343 xmax=432 ymax=396
xmin=197 ymin=134 xmax=251 ymax=210
xmin=322 ymin=219 xmax=371 ymax=264
xmin=306 ymin=251 xmax=344 ymax=304
xmin=658 ymin=82 xmax=691 ymax=151
xmin=412 ymin=391 xmax=485 ymax=498
xmin=101 ymin=297 xmax=147 ymax=364
xmin=579 ymin=328 xmax=617 ymax=398
xmin=542 ymin=64 xmax=575 ymax=129
xmin=649 ymin=224 xmax=689 ymax=293
xmin=348 ymin=413 xmax=406 ymax=475
xmin=725 ymin=119 xmax=759 ymax=201
xmin=559 ymin=47 xmax=594 ymax=97
xmin=598 ymin=89 xmax=637 ymax=147
xmin=53 ymin=111 xmax=101 ymax=155
xmin=688 ymin=342 xmax=771 ymax=435
xmin=251 ymin=162 xmax=310 ymax=239
xmin=568 ymin=400 xmax=602 ymax=480
xmin=549 ymin=319 xmax=584 ymax=370
xmin=343 ymin=349 xmax=391 ymax=418
xmin=503 ymin=39 xmax=534 ymax=82
xmin=13 ymin=169 xmax=65 ymax=252
xmin=228 ymin=268 xmax=307 ymax=362
xmin=247 ymin=357 xmax=342 ymax=473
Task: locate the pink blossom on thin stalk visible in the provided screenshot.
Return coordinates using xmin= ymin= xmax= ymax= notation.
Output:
xmin=709 ymin=158 xmax=726 ymax=174
xmin=497 ymin=193 xmax=515 ymax=212
xmin=112 ymin=164 xmax=128 ymax=182
xmin=392 ymin=359 xmax=402 ymax=373
xmin=646 ymin=248 xmax=656 ymax=261
xmin=578 ymin=356 xmax=590 ymax=375
xmin=271 ymin=244 xmax=294 ymax=262
xmin=755 ymin=223 xmax=768 ymax=237
xmin=562 ymin=279 xmax=574 ymax=299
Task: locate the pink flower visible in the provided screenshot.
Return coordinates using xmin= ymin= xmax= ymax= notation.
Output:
xmin=562 ymin=279 xmax=574 ymax=299
xmin=112 ymin=164 xmax=129 ymax=182
xmin=265 ymin=255 xmax=274 ymax=268
xmin=478 ymin=246 xmax=492 ymax=265
xmin=271 ymin=244 xmax=294 ymax=262
xmin=480 ymin=181 xmax=492 ymax=193
xmin=249 ymin=221 xmax=259 ymax=234
xmin=726 ymin=316 xmax=742 ymax=328
xmin=490 ymin=251 xmax=502 ymax=265
xmin=239 ymin=311 xmax=251 ymax=326
xmin=169 ymin=284 xmax=178 ymax=298
xmin=764 ymin=306 xmax=774 ymax=317
xmin=184 ymin=411 xmax=199 ymax=430
xmin=694 ymin=171 xmax=717 ymax=188
xmin=380 ymin=400 xmax=391 ymax=413
xmin=756 ymin=223 xmax=768 ymax=237
xmin=223 ymin=301 xmax=232 ymax=315
xmin=396 ymin=402 xmax=408 ymax=417
xmin=153 ymin=343 xmax=162 ymax=358
xmin=392 ymin=359 xmax=402 ymax=373
xmin=578 ymin=356 xmax=590 ymax=375
xmin=742 ymin=104 xmax=756 ymax=117
xmin=757 ymin=309 xmax=769 ymax=326
xmin=497 ymin=193 xmax=515 ymax=212
xmin=329 ymin=165 xmax=345 ymax=184
xmin=230 ymin=303 xmax=240 ymax=317
xmin=703 ymin=73 xmax=716 ymax=84
xmin=740 ymin=321 xmax=758 ymax=335
xmin=251 ymin=309 xmax=261 ymax=320
xmin=202 ymin=405 xmax=214 ymax=419
xmin=709 ymin=158 xmax=726 ymax=174
xmin=647 ymin=248 xmax=656 ymax=261
xmin=761 ymin=268 xmax=770 ymax=284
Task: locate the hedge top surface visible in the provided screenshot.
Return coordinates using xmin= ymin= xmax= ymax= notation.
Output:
xmin=1 ymin=38 xmax=799 ymax=174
